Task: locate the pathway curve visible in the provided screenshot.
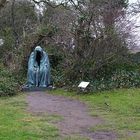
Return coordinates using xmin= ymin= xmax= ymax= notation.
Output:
xmin=27 ymin=92 xmax=117 ymax=140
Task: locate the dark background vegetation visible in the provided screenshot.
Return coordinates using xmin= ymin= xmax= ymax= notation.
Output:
xmin=0 ymin=0 xmax=140 ymax=96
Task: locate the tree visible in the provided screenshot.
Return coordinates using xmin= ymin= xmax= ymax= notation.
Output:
xmin=58 ymin=0 xmax=129 ymax=81
xmin=0 ymin=0 xmax=37 ymax=69
xmin=29 ymin=0 xmax=130 ymax=83
xmin=1 ymin=0 xmax=139 ymax=91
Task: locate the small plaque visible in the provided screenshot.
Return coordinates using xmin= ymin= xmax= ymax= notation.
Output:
xmin=78 ymin=81 xmax=90 ymax=88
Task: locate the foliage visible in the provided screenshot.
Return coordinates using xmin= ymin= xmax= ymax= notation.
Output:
xmin=52 ymin=0 xmax=130 ymax=91
xmin=0 ymin=63 xmax=20 ymax=96
xmin=0 ymin=0 xmax=139 ymax=95
xmin=0 ymin=28 xmax=14 ymax=59
xmin=91 ymin=69 xmax=140 ymax=91
xmin=53 ymin=56 xmax=140 ymax=92
xmin=0 ymin=0 xmax=37 ymax=63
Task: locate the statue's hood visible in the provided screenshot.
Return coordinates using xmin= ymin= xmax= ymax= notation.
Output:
xmin=34 ymin=46 xmax=43 ymax=62
xmin=34 ymin=46 xmax=43 ymax=53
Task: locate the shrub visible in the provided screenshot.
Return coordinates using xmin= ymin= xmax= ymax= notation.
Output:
xmin=0 ymin=63 xmax=19 ymax=96
xmin=90 ymin=69 xmax=140 ymax=92
xmin=57 ymin=59 xmax=140 ymax=92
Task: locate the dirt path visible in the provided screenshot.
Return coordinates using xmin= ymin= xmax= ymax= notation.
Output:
xmin=27 ymin=92 xmax=117 ymax=140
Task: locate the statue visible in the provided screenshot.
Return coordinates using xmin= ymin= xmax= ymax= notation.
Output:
xmin=26 ymin=46 xmax=51 ymax=88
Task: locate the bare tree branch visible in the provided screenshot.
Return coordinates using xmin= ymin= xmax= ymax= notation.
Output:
xmin=11 ymin=0 xmax=19 ymax=47
xmin=0 ymin=0 xmax=7 ymax=9
xmin=31 ymin=0 xmax=69 ymax=8
xmin=130 ymin=1 xmax=140 ymax=14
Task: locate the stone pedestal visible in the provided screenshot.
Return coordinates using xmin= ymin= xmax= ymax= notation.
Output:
xmin=22 ymin=86 xmax=53 ymax=92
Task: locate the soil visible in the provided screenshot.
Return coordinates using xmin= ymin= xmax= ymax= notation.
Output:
xmin=27 ymin=92 xmax=117 ymax=140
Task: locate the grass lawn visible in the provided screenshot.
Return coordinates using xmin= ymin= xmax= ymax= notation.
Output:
xmin=0 ymin=94 xmax=60 ymax=140
xmin=0 ymin=94 xmax=88 ymax=140
xmin=0 ymin=88 xmax=140 ymax=140
xmin=49 ymin=88 xmax=140 ymax=140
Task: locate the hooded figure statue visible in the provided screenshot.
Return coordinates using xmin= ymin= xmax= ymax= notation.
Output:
xmin=26 ymin=46 xmax=51 ymax=87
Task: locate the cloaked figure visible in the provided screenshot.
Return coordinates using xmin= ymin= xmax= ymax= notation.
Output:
xmin=26 ymin=46 xmax=51 ymax=87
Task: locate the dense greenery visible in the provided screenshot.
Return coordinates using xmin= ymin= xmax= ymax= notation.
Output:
xmin=0 ymin=63 xmax=19 ymax=96
xmin=0 ymin=0 xmax=140 ymax=96
xmin=50 ymin=55 xmax=140 ymax=91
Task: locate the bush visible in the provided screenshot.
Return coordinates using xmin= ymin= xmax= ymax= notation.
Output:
xmin=90 ymin=69 xmax=140 ymax=92
xmin=57 ymin=59 xmax=140 ymax=92
xmin=0 ymin=63 xmax=19 ymax=96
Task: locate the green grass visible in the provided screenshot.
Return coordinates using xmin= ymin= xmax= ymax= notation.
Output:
xmin=49 ymin=88 xmax=140 ymax=140
xmin=0 ymin=94 xmax=89 ymax=140
xmin=0 ymin=89 xmax=140 ymax=140
xmin=0 ymin=94 xmax=60 ymax=140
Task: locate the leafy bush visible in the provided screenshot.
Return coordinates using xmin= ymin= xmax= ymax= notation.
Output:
xmin=90 ymin=69 xmax=140 ymax=92
xmin=0 ymin=28 xmax=14 ymax=59
xmin=0 ymin=63 xmax=19 ymax=96
xmin=55 ymin=58 xmax=140 ymax=92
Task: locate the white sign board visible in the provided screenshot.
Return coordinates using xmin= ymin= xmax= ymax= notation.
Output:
xmin=78 ymin=81 xmax=90 ymax=88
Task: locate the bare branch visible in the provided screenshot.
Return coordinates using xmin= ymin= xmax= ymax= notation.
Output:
xmin=31 ymin=0 xmax=69 ymax=8
xmin=0 ymin=0 xmax=7 ymax=9
xmin=11 ymin=0 xmax=19 ymax=47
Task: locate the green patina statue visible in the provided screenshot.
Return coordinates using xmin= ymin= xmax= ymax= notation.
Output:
xmin=26 ymin=46 xmax=51 ymax=87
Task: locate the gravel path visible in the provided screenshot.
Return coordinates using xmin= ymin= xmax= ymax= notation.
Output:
xmin=27 ymin=92 xmax=117 ymax=140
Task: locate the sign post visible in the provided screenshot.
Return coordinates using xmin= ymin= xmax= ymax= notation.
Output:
xmin=78 ymin=81 xmax=90 ymax=92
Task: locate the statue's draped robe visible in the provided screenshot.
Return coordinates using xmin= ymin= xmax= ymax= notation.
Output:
xmin=26 ymin=47 xmax=51 ymax=87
